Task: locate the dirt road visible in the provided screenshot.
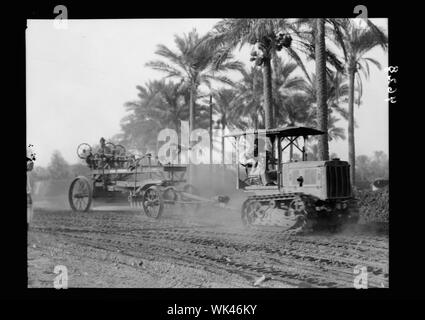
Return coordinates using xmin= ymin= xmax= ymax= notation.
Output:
xmin=28 ymin=202 xmax=389 ymax=288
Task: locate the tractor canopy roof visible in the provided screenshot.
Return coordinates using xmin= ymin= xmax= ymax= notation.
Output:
xmin=225 ymin=126 xmax=325 ymax=139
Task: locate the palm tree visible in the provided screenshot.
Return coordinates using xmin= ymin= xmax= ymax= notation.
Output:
xmin=326 ymin=114 xmax=346 ymax=141
xmin=146 ymin=29 xmax=243 ymax=135
xmin=301 ymin=71 xmax=351 ymax=124
xmin=202 ymin=19 xmax=308 ymax=130
xmin=230 ymin=66 xmax=265 ymax=130
xmin=291 ymin=18 xmax=349 ymax=161
xmin=305 ymin=113 xmax=346 ymax=162
xmin=210 ymin=88 xmax=239 ymax=164
xmin=271 ymin=57 xmax=310 ymax=161
xmin=279 ymin=93 xmax=312 ymax=160
xmin=306 ymin=109 xmax=346 ymax=157
xmin=326 ymin=70 xmax=350 ymax=120
xmin=280 ymin=94 xmax=312 ymax=127
xmin=122 ymin=80 xmax=189 ymax=155
xmin=299 ymin=70 xmax=350 ymax=160
xmin=336 ymin=20 xmax=388 ymax=187
xmin=271 ymin=56 xmax=308 ymax=126
xmin=314 ymin=19 xmax=329 ymax=161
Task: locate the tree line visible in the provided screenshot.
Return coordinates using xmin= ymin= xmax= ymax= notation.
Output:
xmin=116 ymin=19 xmax=387 ymax=187
xmin=31 ymin=148 xmax=388 ymax=191
xmin=30 ymin=151 xmax=90 ymax=182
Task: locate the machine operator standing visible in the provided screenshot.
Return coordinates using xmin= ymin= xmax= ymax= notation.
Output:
xmin=27 ymin=146 xmax=34 ymax=227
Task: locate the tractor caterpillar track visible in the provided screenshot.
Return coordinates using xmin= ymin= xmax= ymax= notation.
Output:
xmin=241 ymin=193 xmax=318 ymax=233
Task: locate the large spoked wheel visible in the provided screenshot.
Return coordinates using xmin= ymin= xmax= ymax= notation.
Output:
xmin=180 ymin=184 xmax=200 ymax=214
xmin=77 ymin=143 xmax=92 ymax=159
xmin=142 ymin=186 xmax=164 ymax=219
xmin=69 ymin=176 xmax=92 ymax=212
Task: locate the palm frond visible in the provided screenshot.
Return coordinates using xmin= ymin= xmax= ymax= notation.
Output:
xmin=285 ymin=46 xmax=312 ymax=83
xmin=145 ymin=60 xmax=183 ymax=79
xmin=363 ymin=57 xmax=382 ymax=70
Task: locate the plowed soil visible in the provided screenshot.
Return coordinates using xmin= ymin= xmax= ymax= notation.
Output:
xmin=28 ymin=201 xmax=389 ymax=288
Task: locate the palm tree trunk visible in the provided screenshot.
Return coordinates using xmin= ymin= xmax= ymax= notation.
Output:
xmin=289 ymin=122 xmax=294 ymax=161
xmin=189 ymin=84 xmax=196 ymax=134
xmin=175 ymin=120 xmax=180 ymax=164
xmin=188 ymin=84 xmax=196 ymax=177
xmin=348 ymin=63 xmax=356 ymax=189
xmin=253 ymin=68 xmax=258 ymax=130
xmin=315 ymin=18 xmax=329 ymax=161
xmin=271 ymin=52 xmax=279 ymax=124
xmin=262 ymin=56 xmax=274 ymax=129
xmin=221 ymin=127 xmax=225 ymax=165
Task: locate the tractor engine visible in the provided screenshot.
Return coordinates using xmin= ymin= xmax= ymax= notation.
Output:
xmin=282 ymin=158 xmax=351 ymax=199
xmin=281 ymin=158 xmax=358 ymax=226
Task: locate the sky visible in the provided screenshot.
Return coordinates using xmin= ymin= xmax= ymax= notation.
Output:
xmin=26 ymin=19 xmax=388 ymax=167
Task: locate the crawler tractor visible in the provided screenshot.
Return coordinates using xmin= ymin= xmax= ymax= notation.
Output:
xmin=226 ymin=126 xmax=359 ymax=232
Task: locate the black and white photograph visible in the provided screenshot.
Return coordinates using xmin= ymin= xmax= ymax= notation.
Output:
xmin=25 ymin=13 xmax=391 ymax=291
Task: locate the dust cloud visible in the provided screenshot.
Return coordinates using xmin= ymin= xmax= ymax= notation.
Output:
xmin=30 ymin=164 xmax=248 ymax=230
xmin=31 ymin=179 xmax=70 ymax=210
xmin=166 ymin=164 xmax=248 ymax=232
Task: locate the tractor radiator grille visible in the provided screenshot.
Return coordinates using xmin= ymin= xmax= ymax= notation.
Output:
xmin=326 ymin=164 xmax=351 ymax=198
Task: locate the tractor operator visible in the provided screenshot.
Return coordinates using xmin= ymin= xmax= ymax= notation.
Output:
xmin=97 ymin=137 xmax=114 ymax=168
xmin=27 ymin=146 xmax=34 ymax=227
xmin=240 ymin=137 xmax=277 ymax=186
xmin=98 ymin=137 xmax=112 ymax=155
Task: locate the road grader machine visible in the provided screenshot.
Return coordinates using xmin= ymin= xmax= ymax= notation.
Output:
xmin=68 ymin=141 xmax=201 ymax=218
xmin=226 ymin=126 xmax=359 ymax=232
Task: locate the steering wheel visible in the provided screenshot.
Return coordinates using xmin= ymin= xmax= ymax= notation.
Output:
xmin=77 ymin=143 xmax=92 ymax=159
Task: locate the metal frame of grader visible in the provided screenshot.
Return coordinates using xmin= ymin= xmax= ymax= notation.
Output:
xmin=68 ymin=142 xmax=204 ymax=219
